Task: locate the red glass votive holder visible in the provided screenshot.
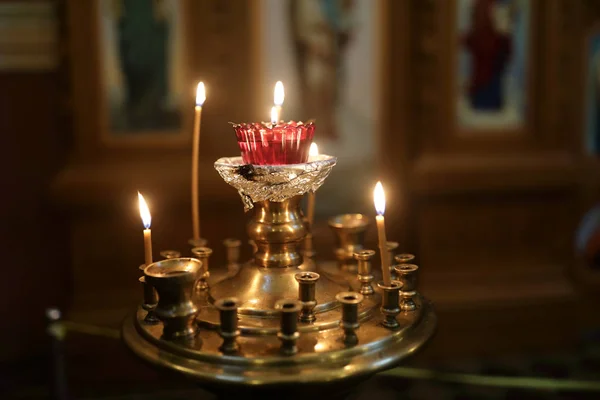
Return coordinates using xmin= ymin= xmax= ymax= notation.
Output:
xmin=232 ymin=121 xmax=315 ymax=165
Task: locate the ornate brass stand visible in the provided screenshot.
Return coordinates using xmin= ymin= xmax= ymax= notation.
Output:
xmin=122 ymin=155 xmax=436 ymax=398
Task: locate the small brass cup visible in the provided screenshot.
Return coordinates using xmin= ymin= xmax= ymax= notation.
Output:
xmin=328 ymin=214 xmax=370 ymax=268
xmin=377 ymin=280 xmax=403 ymax=330
xmin=354 ymin=250 xmax=376 ymax=296
xmin=144 ymin=258 xmax=201 ymax=342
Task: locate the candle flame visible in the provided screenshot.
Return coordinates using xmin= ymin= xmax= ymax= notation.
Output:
xmin=138 ymin=192 xmax=151 ymax=229
xmin=274 ymin=81 xmax=284 ymax=106
xmin=373 ymin=181 xmax=386 ymax=216
xmin=309 ymin=142 xmax=319 ymax=157
xmin=270 ymin=106 xmax=278 ymax=125
xmin=195 ymin=82 xmax=206 ymax=106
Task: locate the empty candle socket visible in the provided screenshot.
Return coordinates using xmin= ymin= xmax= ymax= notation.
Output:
xmin=144 ymin=258 xmax=201 ymax=342
xmin=215 ymin=297 xmax=241 ymax=354
xmin=353 ymin=250 xmax=376 ymax=296
xmin=336 ymin=292 xmax=364 ymax=346
xmin=377 ymin=281 xmax=403 ymax=330
xmin=394 ymin=263 xmax=419 ymax=311
xmin=295 ymin=272 xmax=320 ymax=323
xmin=275 ymin=299 xmax=302 ymax=356
xmin=223 ymin=238 xmax=241 ymax=269
xmin=191 ymin=246 xmax=213 ymax=291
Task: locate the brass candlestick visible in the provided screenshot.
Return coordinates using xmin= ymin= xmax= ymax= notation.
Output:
xmin=215 ymin=297 xmax=240 ymax=354
xmin=394 ymin=263 xmax=419 ymax=311
xmin=138 ymin=264 xmax=159 ymax=324
xmin=336 ymin=291 xmax=364 ymax=346
xmin=354 ymin=250 xmax=376 ymax=296
xmin=378 ymin=281 xmax=403 ymax=330
xmin=191 ymin=246 xmax=212 ymax=291
xmin=275 ymin=299 xmax=302 ymax=356
xmin=295 ymin=271 xmax=320 ymax=323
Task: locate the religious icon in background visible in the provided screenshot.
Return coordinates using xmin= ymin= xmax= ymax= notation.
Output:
xmin=585 ymin=28 xmax=600 ymax=155
xmin=289 ymin=0 xmax=356 ymax=140
xmin=99 ymin=0 xmax=184 ymax=136
xmin=456 ymin=0 xmax=529 ymax=131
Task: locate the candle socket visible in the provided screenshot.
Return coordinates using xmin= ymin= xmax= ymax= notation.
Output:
xmin=295 ymin=272 xmax=320 ymax=323
xmin=191 ymin=246 xmax=213 ymax=291
xmin=354 ymin=250 xmax=376 ymax=296
xmin=377 ymin=281 xmax=403 ymax=330
xmin=394 ymin=264 xmax=419 ymax=311
xmin=328 ymin=214 xmax=370 ymax=269
xmin=139 ymin=265 xmax=159 ymax=325
xmin=386 ymin=241 xmax=399 ymax=279
xmin=275 ymin=299 xmax=302 ymax=355
xmin=144 ymin=258 xmax=201 ymax=342
xmin=336 ymin=292 xmax=364 ymax=346
xmin=223 ymin=238 xmax=241 ymax=270
xmin=215 ymin=297 xmax=241 ymax=354
xmin=160 ymin=250 xmax=181 ymax=259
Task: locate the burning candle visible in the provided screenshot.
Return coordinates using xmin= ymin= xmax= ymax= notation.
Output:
xmin=373 ymin=182 xmax=392 ymax=286
xmin=270 ymin=106 xmax=278 ymax=126
xmin=192 ymin=82 xmax=206 ymax=242
xmin=306 ymin=143 xmax=319 ymax=228
xmin=274 ymin=81 xmax=284 ymax=122
xmin=138 ymin=192 xmax=153 ymax=266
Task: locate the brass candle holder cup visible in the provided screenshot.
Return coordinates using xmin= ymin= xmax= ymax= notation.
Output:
xmin=386 ymin=241 xmax=399 ymax=278
xmin=295 ymin=271 xmax=320 ymax=323
xmin=328 ymin=214 xmax=370 ymax=268
xmin=144 ymin=258 xmax=201 ymax=341
xmin=223 ymin=238 xmax=242 ymax=269
xmin=160 ymin=250 xmax=181 ymax=259
xmin=191 ymin=246 xmax=212 ymax=291
xmin=394 ymin=263 xmax=419 ymax=311
xmin=336 ymin=291 xmax=364 ymax=346
xmin=377 ymin=281 xmax=403 ymax=330
xmin=215 ymin=297 xmax=241 ymax=354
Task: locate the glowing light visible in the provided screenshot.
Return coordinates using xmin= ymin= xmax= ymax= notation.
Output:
xmin=309 ymin=143 xmax=319 ymax=157
xmin=274 ymin=81 xmax=284 ymax=106
xmin=270 ymin=106 xmax=278 ymax=125
xmin=138 ymin=192 xmax=152 ymax=229
xmin=195 ymin=82 xmax=206 ymax=106
xmin=373 ymin=181 xmax=386 ymax=216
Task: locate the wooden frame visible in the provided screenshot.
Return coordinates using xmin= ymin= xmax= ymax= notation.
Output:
xmin=449 ymin=0 xmax=535 ymax=139
xmin=68 ymin=0 xmax=194 ymax=157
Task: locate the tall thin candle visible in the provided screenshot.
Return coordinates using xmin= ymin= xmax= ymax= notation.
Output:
xmin=138 ymin=192 xmax=153 ymax=266
xmin=373 ymin=182 xmax=392 ymax=286
xmin=192 ymin=82 xmax=206 ymax=241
